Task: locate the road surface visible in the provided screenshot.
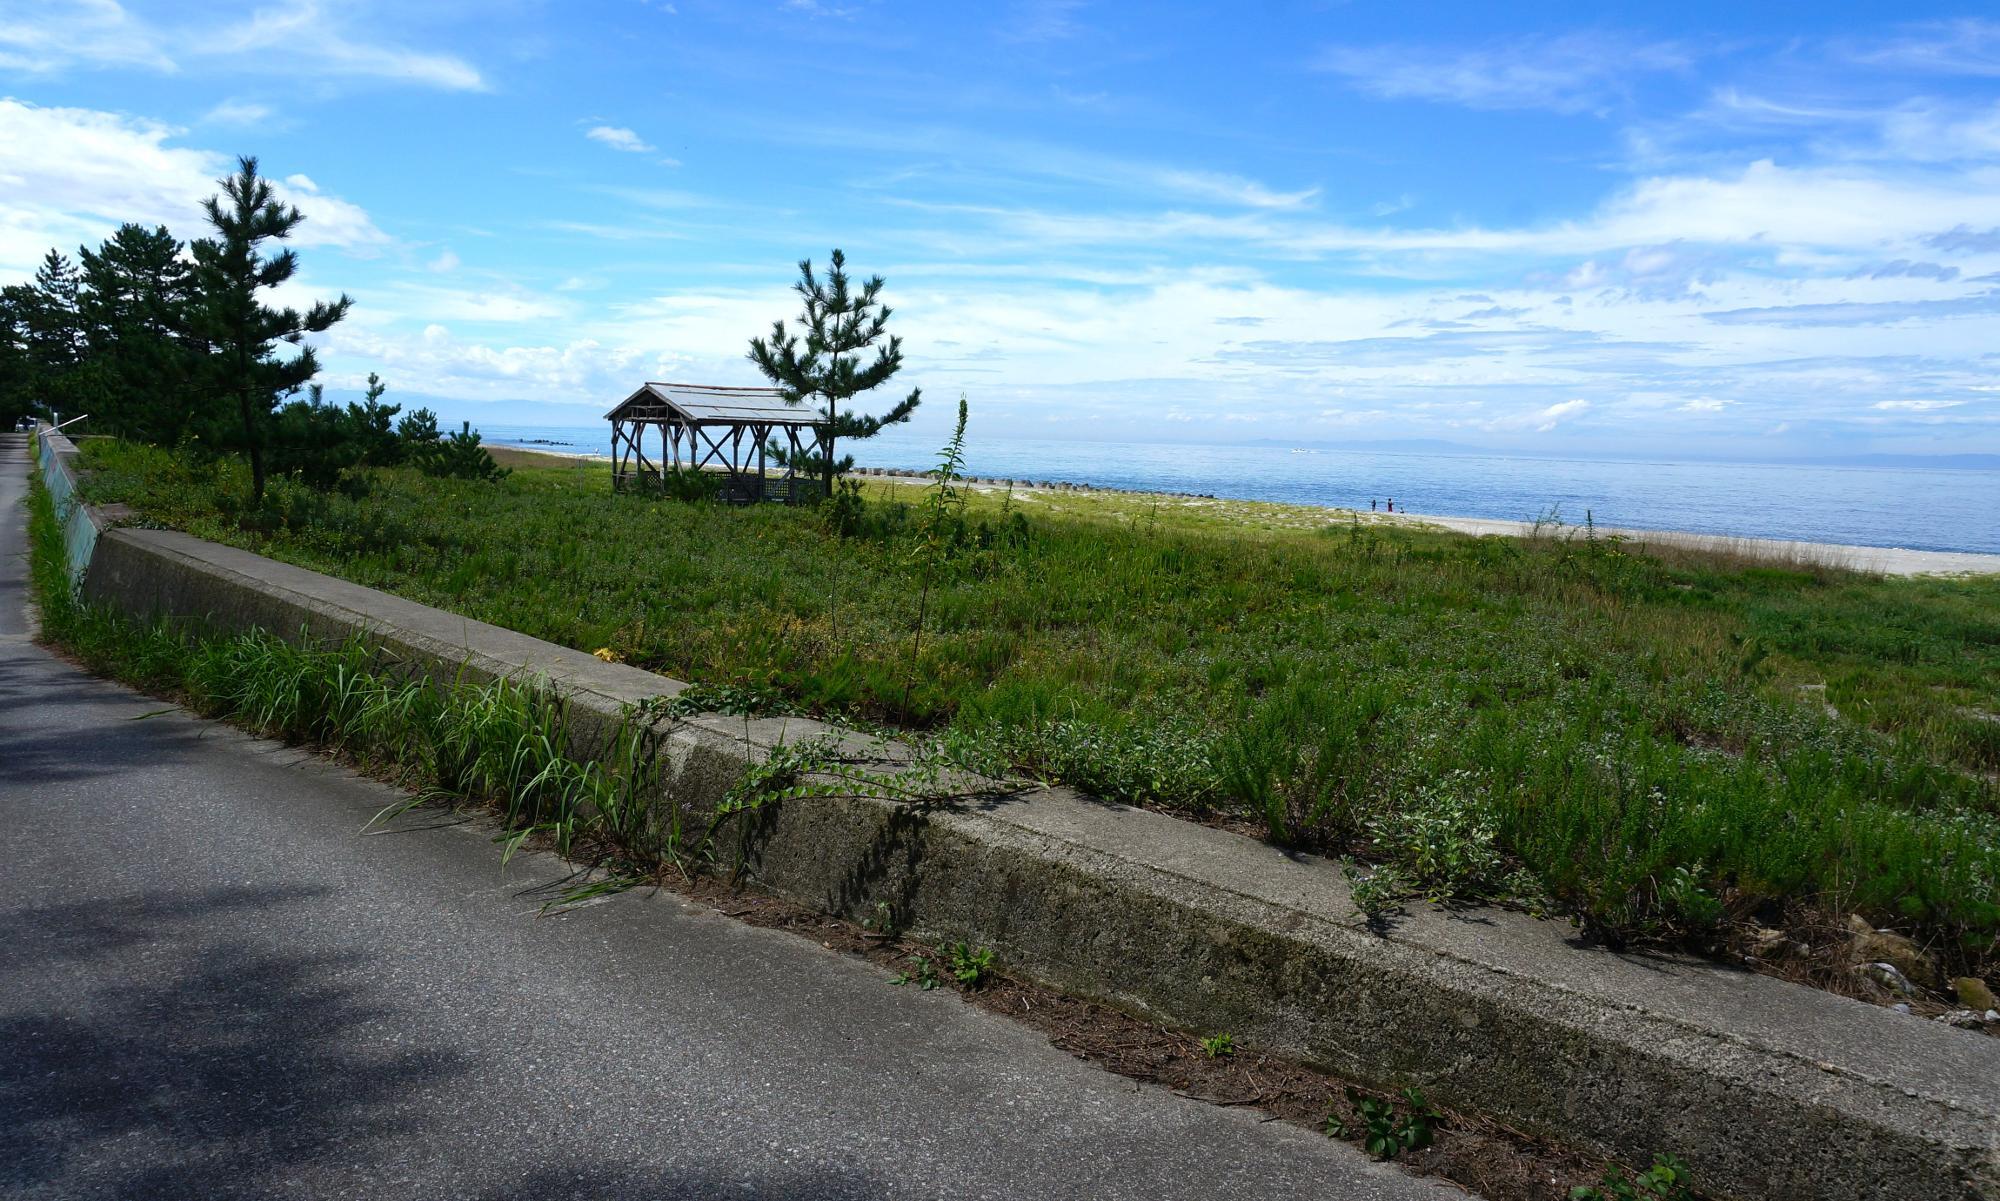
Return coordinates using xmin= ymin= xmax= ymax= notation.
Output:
xmin=0 ymin=434 xmax=1455 ymax=1200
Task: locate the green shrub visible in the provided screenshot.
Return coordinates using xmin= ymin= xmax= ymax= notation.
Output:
xmin=413 ymin=420 xmax=508 ymax=482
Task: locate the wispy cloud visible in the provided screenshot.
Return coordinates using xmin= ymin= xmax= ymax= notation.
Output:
xmin=1704 ymin=294 xmax=2000 ymax=327
xmin=1872 ymin=399 xmax=1963 ymax=411
xmin=1002 ymin=0 xmax=1087 ymax=44
xmin=1850 ymin=259 xmax=1959 ymax=282
xmin=887 ymin=159 xmax=2000 ymax=263
xmin=791 ymin=120 xmax=1321 ymax=214
xmin=1926 ymin=225 xmax=2000 ymax=254
xmin=208 ymin=1 xmax=485 ymax=90
xmin=201 ymin=98 xmax=272 ymax=126
xmin=1315 ymin=32 xmax=1690 ymax=114
xmin=1150 ymin=169 xmax=1319 ymax=209
xmin=585 ymin=125 xmax=655 ymax=153
xmin=0 ymin=0 xmax=173 ymax=73
xmin=1843 ymin=18 xmax=2000 ymax=77
xmin=0 ymin=0 xmax=484 ymax=90
xmin=781 ymin=0 xmax=860 ymax=19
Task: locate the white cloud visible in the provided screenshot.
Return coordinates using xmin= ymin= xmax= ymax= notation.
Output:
xmin=781 ymin=0 xmax=859 ymax=18
xmin=1873 ymin=102 xmax=2000 ymax=164
xmin=1 ymin=0 xmax=482 ymax=91
xmin=586 ymin=125 xmax=656 ymax=154
xmin=1844 ymin=19 xmax=2000 ymax=77
xmin=1530 ymin=399 xmax=1590 ymax=431
xmin=1151 ymin=169 xmax=1319 ymax=209
xmin=207 ymin=1 xmax=484 ymax=90
xmin=0 ymin=99 xmax=385 ymax=275
xmin=325 ymin=322 xmax=667 ymax=402
xmin=361 ymin=283 xmax=571 ymax=324
xmin=1316 ymin=32 xmax=1689 ymax=114
xmin=426 ymin=249 xmax=460 ymax=273
xmin=0 ymin=0 xmax=173 ymax=73
xmin=793 ymin=122 xmax=1322 ymax=214
xmin=201 ymin=98 xmax=273 ymax=126
xmin=1002 ymin=0 xmax=1087 ymax=44
xmin=922 ymin=158 xmax=2000 ymax=266
xmin=1872 ymin=399 xmax=1963 ymax=411
xmin=273 ymin=172 xmax=388 ymax=250
xmin=297 ymin=255 xmax=2000 ymax=454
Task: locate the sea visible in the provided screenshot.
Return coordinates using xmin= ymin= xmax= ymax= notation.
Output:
xmin=476 ymin=424 xmax=2000 ymax=556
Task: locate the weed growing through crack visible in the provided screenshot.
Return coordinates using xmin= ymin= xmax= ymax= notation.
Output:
xmin=1199 ymin=1032 xmax=1236 ymax=1059
xmin=889 ymin=944 xmax=993 ymax=991
xmin=889 ymin=955 xmax=942 ymax=991
xmin=1326 ymin=1088 xmax=1441 ymax=1161
xmin=1571 ymin=1154 xmax=1700 ymax=1201
xmin=947 ymin=942 xmax=993 ymax=988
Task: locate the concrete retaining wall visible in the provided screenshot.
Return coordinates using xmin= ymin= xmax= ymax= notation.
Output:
xmin=34 ymin=429 xmax=98 ymax=586
xmin=34 ymin=429 xmax=2000 ymax=1201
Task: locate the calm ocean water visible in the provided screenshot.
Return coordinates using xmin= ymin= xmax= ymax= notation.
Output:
xmin=478 ymin=423 xmax=2000 ymax=556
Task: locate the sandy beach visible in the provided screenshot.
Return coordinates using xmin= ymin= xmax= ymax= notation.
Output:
xmin=1375 ymin=511 xmax=2000 ymax=578
xmin=891 ymin=466 xmax=2000 ymax=578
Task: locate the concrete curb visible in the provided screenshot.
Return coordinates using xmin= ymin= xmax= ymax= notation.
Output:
xmin=35 ymin=432 xmax=2000 ymax=1201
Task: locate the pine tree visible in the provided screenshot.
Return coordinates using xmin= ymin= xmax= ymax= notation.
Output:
xmin=77 ymin=223 xmax=200 ymax=443
xmin=26 ymin=250 xmax=83 ymax=370
xmin=747 ymin=248 xmax=921 ymax=495
xmin=0 ymin=252 xmax=90 ymax=428
xmin=346 ymin=371 xmax=402 ymax=465
xmin=396 ymin=406 xmax=440 ymax=447
xmin=188 ymin=156 xmax=351 ymax=503
xmin=31 ymin=252 xmax=89 ymax=419
xmin=0 ymin=287 xmax=38 ymax=430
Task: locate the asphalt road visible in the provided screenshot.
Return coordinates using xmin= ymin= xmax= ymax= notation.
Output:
xmin=0 ymin=434 xmax=1457 ymax=1200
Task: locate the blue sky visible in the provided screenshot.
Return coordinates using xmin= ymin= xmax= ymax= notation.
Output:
xmin=4 ymin=1 xmax=2000 ymax=458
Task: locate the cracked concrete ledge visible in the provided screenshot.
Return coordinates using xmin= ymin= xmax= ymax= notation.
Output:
xmin=50 ymin=475 xmax=2000 ymax=1201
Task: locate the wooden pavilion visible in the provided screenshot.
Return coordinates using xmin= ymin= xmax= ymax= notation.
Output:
xmin=605 ymin=382 xmax=826 ymax=504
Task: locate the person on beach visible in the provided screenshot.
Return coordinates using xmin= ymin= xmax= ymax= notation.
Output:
xmin=1387 ymin=498 xmax=1395 ymax=513
xmin=1371 ymin=499 xmax=1377 ymax=511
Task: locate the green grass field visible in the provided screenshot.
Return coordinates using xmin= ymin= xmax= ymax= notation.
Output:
xmin=73 ymin=437 xmax=2000 ymax=984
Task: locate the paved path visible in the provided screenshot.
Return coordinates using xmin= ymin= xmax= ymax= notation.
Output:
xmin=0 ymin=434 xmax=1452 ymax=1201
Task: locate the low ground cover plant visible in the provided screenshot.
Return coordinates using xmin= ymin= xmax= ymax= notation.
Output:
xmin=1571 ymin=1154 xmax=1699 ymax=1201
xmin=68 ymin=436 xmax=2000 ymax=988
xmin=1326 ymin=1087 xmax=1440 ymax=1161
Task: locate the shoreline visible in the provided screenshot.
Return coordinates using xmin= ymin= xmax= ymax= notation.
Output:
xmin=484 ymin=441 xmax=2000 ymax=577
xmin=1375 ymin=511 xmax=2000 ymax=578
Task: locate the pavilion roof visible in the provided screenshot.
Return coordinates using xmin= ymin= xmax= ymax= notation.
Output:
xmin=605 ymin=382 xmax=817 ymax=426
